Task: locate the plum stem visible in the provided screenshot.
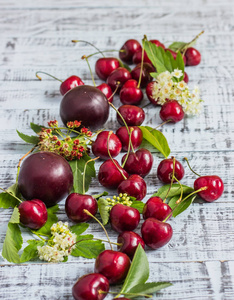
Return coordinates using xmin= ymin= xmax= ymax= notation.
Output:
xmin=72 ymin=39 xmax=105 ymax=57
xmin=17 ymin=146 xmax=38 ymax=180
xmin=82 ymin=157 xmax=99 ymax=195
xmin=83 ymin=209 xmax=113 ymax=251
xmin=82 ymin=55 xmax=96 ymax=87
xmin=184 ymin=157 xmax=201 ymax=177
xmin=0 ymin=187 xmax=22 ymax=203
xmin=35 ymin=71 xmax=63 ymax=83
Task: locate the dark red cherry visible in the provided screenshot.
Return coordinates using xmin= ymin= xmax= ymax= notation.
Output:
xmin=92 ymin=131 xmax=122 ymax=160
xmin=117 ymin=231 xmax=145 ymax=259
xmin=166 ymin=48 xmax=186 ymax=65
xmin=95 ymin=250 xmax=131 ymax=284
xmin=98 ymin=159 xmax=128 ymax=189
xmin=143 ymin=196 xmax=172 ymax=221
xmin=95 ymin=57 xmax=120 ymax=80
xmin=117 ymin=174 xmax=147 ymax=201
xmin=131 ymin=63 xmax=154 ymax=88
xmin=109 ymin=203 xmax=140 ymax=233
xmin=116 ymin=126 xmax=143 ymax=152
xmin=119 ymin=39 xmax=142 ymax=64
xmin=122 ymin=148 xmax=153 ymax=177
xmin=97 ymin=83 xmax=113 ymax=103
xmin=132 ymin=49 xmax=152 ymax=65
xmin=117 ymin=105 xmax=145 ymax=126
xmin=185 ymin=47 xmax=201 ymax=66
xmin=194 ymin=175 xmax=224 ymax=202
xmin=119 ymin=79 xmax=143 ymax=105
xmin=18 ymin=199 xmax=48 ymax=230
xmin=146 ymin=81 xmax=160 ymax=106
xmin=159 ymin=100 xmax=185 ymax=123
xmin=60 ymin=75 xmax=84 ymax=95
xmin=149 ymin=39 xmax=165 ymax=49
xmin=65 ymin=193 xmax=98 ymax=223
xmin=157 ymin=158 xmax=185 ymax=184
xmin=107 ymin=67 xmax=132 ymax=92
xmin=72 ymin=273 xmax=109 ymax=300
xmin=141 ymin=218 xmax=173 ymax=249
xmin=183 ymin=71 xmax=189 ymax=83
xmin=113 ymin=298 xmax=130 ymax=300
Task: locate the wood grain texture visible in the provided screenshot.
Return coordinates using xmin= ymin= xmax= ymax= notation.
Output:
xmin=0 ymin=0 xmax=234 ymax=299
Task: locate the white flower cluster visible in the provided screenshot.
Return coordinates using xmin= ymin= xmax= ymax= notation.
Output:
xmin=37 ymin=221 xmax=76 ymax=263
xmin=151 ymin=69 xmax=203 ymax=115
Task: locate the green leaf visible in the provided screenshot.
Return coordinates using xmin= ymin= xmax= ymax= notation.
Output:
xmin=175 ymin=51 xmax=185 ymax=81
xmin=16 ymin=130 xmax=39 ymax=144
xmin=20 ymin=240 xmax=44 ymax=263
xmin=35 ymin=205 xmax=59 ymax=236
xmin=69 ymin=154 xmax=96 ymax=194
xmin=168 ymin=41 xmax=187 ymax=52
xmin=127 ymin=282 xmax=172 ymax=298
xmin=71 ymin=240 xmax=105 ymax=259
xmin=169 ymin=195 xmax=197 ymax=217
xmin=0 ymin=183 xmax=20 ymax=209
xmin=76 ymin=234 xmax=93 ymax=241
xmin=30 ymin=122 xmax=45 ymax=134
xmin=70 ymin=223 xmax=89 ymax=236
xmin=153 ymin=184 xmax=194 ymax=200
xmin=139 ymin=126 xmax=170 ymax=158
xmin=2 ymin=209 xmax=22 ymax=263
xmin=120 ymin=244 xmax=149 ymax=295
xmin=93 ymin=191 xmax=109 ymax=199
xmin=131 ymin=201 xmax=145 ymax=214
xmin=97 ymin=198 xmax=110 ymax=225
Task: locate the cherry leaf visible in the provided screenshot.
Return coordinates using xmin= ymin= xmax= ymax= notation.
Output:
xmin=16 ymin=130 xmax=40 ymax=144
xmin=0 ymin=183 xmax=20 ymax=209
xmin=127 ymin=282 xmax=172 ymax=298
xmin=70 ymin=223 xmax=89 ymax=236
xmin=34 ymin=205 xmax=59 ymax=236
xmin=169 ymin=194 xmax=197 ymax=217
xmin=153 ymin=184 xmax=194 ymax=200
xmin=20 ymin=240 xmax=44 ymax=263
xmin=93 ymin=191 xmax=109 ymax=199
xmin=71 ymin=240 xmax=105 ymax=259
xmin=30 ymin=122 xmax=45 ymax=134
xmin=130 ymin=201 xmax=145 ymax=213
xmin=97 ymin=198 xmax=110 ymax=225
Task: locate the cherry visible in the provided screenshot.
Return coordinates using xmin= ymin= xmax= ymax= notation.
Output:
xmin=119 ymin=79 xmax=143 ymax=105
xmin=107 ymin=67 xmax=132 ymax=92
xmin=159 ymin=100 xmax=185 ymax=123
xmin=113 ymin=298 xmax=130 ymax=300
xmin=166 ymin=48 xmax=186 ymax=65
xmin=119 ymin=39 xmax=142 ymax=64
xmin=117 ymin=105 xmax=145 ymax=126
xmin=65 ymin=193 xmax=98 ymax=223
xmin=143 ymin=197 xmax=172 ymax=221
xmin=183 ymin=71 xmax=189 ymax=83
xmin=185 ymin=47 xmax=201 ymax=66
xmin=95 ymin=250 xmax=131 ymax=284
xmin=60 ymin=75 xmax=84 ymax=95
xmin=146 ymin=81 xmax=159 ymax=106
xmin=157 ymin=157 xmax=185 ymax=184
xmin=141 ymin=218 xmax=173 ymax=249
xmin=117 ymin=231 xmax=145 ymax=259
xmin=97 ymin=83 xmax=113 ymax=103
xmin=194 ymin=175 xmax=224 ymax=202
xmin=132 ymin=49 xmax=151 ymax=65
xmin=92 ymin=131 xmax=122 ymax=160
xmin=60 ymin=85 xmax=109 ymax=130
xmin=18 ymin=151 xmax=73 ymax=207
xmin=116 ymin=126 xmax=143 ymax=152
xmin=122 ymin=148 xmax=153 ymax=177
xmin=149 ymin=39 xmax=165 ymax=49
xmin=109 ymin=203 xmax=140 ymax=233
xmin=95 ymin=57 xmax=120 ymax=80
xmin=117 ymin=174 xmax=147 ymax=201
xmin=131 ymin=63 xmax=154 ymax=88
xmin=72 ymin=273 xmax=109 ymax=300
xmin=18 ymin=199 xmax=48 ymax=230
xmin=98 ymin=159 xmax=128 ymax=189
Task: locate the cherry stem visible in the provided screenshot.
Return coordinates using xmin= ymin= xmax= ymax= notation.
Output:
xmin=0 ymin=187 xmax=22 ymax=203
xmin=181 ymin=30 xmax=204 ymax=55
xmin=141 ymin=102 xmax=151 ymax=109
xmin=82 ymin=55 xmax=96 ymax=87
xmin=121 ymin=127 xmax=134 ymax=168
xmin=83 ymin=157 xmax=99 ymax=195
xmin=107 ymin=81 xmax=120 ymax=101
xmin=83 ymin=209 xmax=113 ymax=251
xmin=163 ymin=186 xmax=208 ymax=222
xmin=184 ymin=157 xmax=201 ymax=177
xmin=163 ymin=156 xmax=176 ymax=203
xmin=137 ymin=37 xmax=146 ymax=89
xmin=72 ymin=39 xmax=105 ymax=57
xmin=107 ymin=131 xmax=127 ymax=181
xmin=35 ymin=71 xmax=63 ymax=83
xmin=84 ymin=49 xmax=125 ymax=60
xmin=17 ymin=146 xmax=38 ymax=180
xmin=155 ymin=120 xmax=171 ymax=130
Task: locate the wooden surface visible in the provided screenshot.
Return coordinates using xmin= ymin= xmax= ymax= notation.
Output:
xmin=0 ymin=0 xmax=234 ymax=299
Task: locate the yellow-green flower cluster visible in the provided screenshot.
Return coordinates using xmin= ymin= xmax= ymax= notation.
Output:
xmin=152 ymin=69 xmax=203 ymax=115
